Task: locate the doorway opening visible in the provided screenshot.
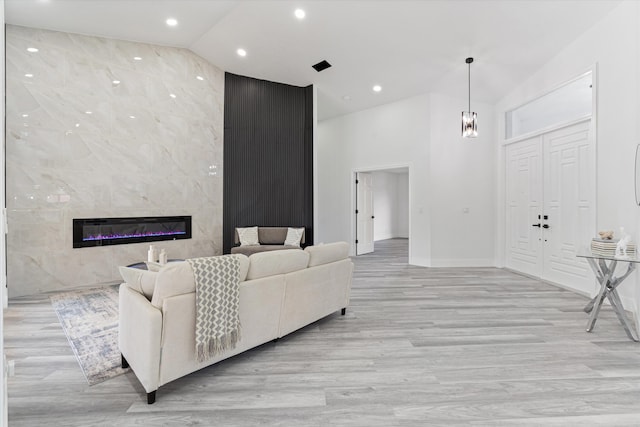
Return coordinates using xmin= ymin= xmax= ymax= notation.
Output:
xmin=354 ymin=166 xmax=410 ymax=257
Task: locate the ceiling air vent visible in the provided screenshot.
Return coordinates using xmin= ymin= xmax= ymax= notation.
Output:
xmin=312 ymin=60 xmax=332 ymax=72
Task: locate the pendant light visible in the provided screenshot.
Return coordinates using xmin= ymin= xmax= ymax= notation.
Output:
xmin=462 ymin=57 xmax=478 ymax=138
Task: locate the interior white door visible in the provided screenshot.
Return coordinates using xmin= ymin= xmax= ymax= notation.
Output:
xmin=505 ymin=120 xmax=594 ymax=291
xmin=505 ymin=136 xmax=544 ymax=277
xmin=542 ymin=121 xmax=594 ymax=291
xmin=356 ymin=172 xmax=374 ymax=255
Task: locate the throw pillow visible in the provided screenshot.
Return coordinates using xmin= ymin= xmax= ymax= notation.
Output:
xmin=237 ymin=226 xmax=259 ymax=246
xmin=284 ymin=227 xmax=304 ymax=247
xmin=118 ymin=266 xmax=158 ymax=300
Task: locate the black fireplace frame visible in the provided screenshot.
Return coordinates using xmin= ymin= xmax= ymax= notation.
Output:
xmin=73 ymin=216 xmax=192 ymax=248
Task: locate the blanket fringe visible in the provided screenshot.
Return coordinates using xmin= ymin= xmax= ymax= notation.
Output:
xmin=196 ymin=327 xmax=242 ymax=363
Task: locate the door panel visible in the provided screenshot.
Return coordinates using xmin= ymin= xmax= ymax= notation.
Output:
xmin=505 ymin=136 xmax=543 ymax=277
xmin=356 ymin=172 xmax=374 ymax=255
xmin=542 ymin=122 xmax=593 ymax=291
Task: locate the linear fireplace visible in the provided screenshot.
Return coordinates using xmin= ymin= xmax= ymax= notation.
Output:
xmin=73 ymin=216 xmax=192 ymax=248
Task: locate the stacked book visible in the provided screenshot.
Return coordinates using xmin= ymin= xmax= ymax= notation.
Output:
xmin=591 ymin=238 xmax=636 ymax=257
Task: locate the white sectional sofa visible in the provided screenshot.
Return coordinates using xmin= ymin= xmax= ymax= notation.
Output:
xmin=118 ymin=241 xmax=353 ymax=404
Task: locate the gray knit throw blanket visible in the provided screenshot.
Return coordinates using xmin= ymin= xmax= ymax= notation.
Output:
xmin=187 ymin=255 xmax=241 ymax=363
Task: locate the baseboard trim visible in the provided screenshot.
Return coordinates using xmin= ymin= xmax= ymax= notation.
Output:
xmin=408 ymin=257 xmax=430 ymax=267
xmin=429 ymin=258 xmax=496 ymax=268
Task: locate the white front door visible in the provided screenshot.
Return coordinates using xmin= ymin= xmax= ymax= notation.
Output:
xmin=505 ymin=120 xmax=594 ymax=292
xmin=356 ymin=172 xmax=374 ymax=255
xmin=542 ymin=121 xmax=594 ymax=291
xmin=505 ymin=135 xmax=544 ymax=277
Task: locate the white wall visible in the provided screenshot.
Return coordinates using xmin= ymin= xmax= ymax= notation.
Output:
xmin=317 ymin=93 xmax=431 ymax=264
xmin=495 ymin=1 xmax=640 ymax=321
xmin=371 ymin=171 xmax=408 ymax=241
xmin=429 ymin=93 xmax=496 ymax=266
xmin=397 ymin=173 xmax=409 ymax=238
xmin=317 ymin=91 xmax=495 ymax=267
xmin=1 ymin=2 xmax=6 ymax=425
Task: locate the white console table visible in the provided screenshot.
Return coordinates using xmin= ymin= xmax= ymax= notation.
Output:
xmin=577 ymin=251 xmax=639 ymax=342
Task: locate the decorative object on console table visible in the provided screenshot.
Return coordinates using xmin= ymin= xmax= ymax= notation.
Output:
xmin=615 ymin=227 xmax=633 ymax=259
xmin=590 ymin=239 xmax=636 ymax=257
xmin=590 ymin=228 xmax=636 ymax=258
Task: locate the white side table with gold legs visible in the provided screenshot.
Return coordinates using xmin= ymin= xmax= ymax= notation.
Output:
xmin=577 ymin=251 xmax=639 ymax=342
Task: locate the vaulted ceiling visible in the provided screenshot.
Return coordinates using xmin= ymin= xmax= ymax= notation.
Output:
xmin=5 ymin=0 xmax=621 ymax=120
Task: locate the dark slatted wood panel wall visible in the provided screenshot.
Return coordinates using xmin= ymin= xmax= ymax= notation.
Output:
xmin=223 ymin=73 xmax=314 ymax=253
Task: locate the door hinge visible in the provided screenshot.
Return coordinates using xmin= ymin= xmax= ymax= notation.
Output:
xmin=355 ymin=210 xmax=359 ymax=214
xmin=355 ymin=239 xmax=359 ymax=244
xmin=355 ymin=179 xmax=359 ymax=184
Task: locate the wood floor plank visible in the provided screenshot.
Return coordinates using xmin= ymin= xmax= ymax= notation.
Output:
xmin=6 ymin=238 xmax=640 ymax=425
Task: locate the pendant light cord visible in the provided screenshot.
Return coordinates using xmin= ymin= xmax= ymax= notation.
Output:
xmin=465 ymin=57 xmax=473 ymax=113
xmin=468 ymin=61 xmax=471 ymax=112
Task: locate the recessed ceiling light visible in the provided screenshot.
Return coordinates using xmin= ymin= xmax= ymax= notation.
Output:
xmin=294 ymin=9 xmax=306 ymax=19
xmin=169 ymin=93 xmax=177 ymax=99
xmin=85 ymin=111 xmax=92 ymax=115
xmin=75 ymin=123 xmax=80 ymax=128
xmin=166 ymin=18 xmax=178 ymax=27
xmin=112 ymin=80 xmax=121 ymax=85
xmin=24 ymin=73 xmax=34 ymax=78
xmin=196 ymin=75 xmax=204 ymax=81
xmin=237 ymin=48 xmax=247 ymax=57
xmin=22 ymin=114 xmax=29 ymax=118
xmin=373 ymin=85 xmax=382 ymax=92
xmin=129 ymin=115 xmax=136 ymax=119
xmin=133 ymin=56 xmax=142 ymax=61
xmin=27 ymin=47 xmax=39 ymax=53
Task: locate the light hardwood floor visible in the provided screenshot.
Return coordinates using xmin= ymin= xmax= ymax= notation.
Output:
xmin=5 ymin=238 xmax=640 ymax=426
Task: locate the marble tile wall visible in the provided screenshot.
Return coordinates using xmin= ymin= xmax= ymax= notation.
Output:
xmin=6 ymin=25 xmax=224 ymax=297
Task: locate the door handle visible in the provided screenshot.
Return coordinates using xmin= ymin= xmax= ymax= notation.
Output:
xmin=542 ymin=224 xmax=550 ymax=229
xmin=532 ymin=223 xmax=541 ymax=227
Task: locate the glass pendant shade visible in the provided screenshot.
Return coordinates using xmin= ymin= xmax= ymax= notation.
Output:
xmin=462 ymin=111 xmax=477 ymax=138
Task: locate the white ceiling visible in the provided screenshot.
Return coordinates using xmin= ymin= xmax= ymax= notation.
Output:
xmin=5 ymin=0 xmax=621 ymax=121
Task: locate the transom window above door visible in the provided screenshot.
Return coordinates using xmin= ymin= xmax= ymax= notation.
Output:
xmin=505 ymin=71 xmax=593 ymax=140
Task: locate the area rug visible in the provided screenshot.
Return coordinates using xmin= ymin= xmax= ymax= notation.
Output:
xmin=50 ymin=285 xmax=128 ymax=385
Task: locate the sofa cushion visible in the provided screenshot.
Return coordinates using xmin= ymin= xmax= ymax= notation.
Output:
xmin=258 ymin=227 xmax=287 ymax=244
xmin=284 ymin=227 xmax=305 ymax=247
xmin=231 ymin=245 xmax=300 ymax=256
xmin=150 ymin=254 xmax=249 ymax=309
xmin=305 ymin=241 xmax=350 ymax=267
xmin=119 ymin=266 xmax=158 ymax=300
xmin=237 ymin=226 xmax=259 ymax=246
xmin=246 ymin=250 xmax=310 ymax=280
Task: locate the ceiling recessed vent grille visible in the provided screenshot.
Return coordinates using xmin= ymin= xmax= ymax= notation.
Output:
xmin=312 ymin=60 xmax=332 ymax=72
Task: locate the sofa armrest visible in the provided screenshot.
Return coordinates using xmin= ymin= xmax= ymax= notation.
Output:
xmin=119 ymin=284 xmax=163 ymax=393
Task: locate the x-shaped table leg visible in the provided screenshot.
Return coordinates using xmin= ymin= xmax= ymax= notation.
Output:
xmin=583 ymin=257 xmax=638 ymax=342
